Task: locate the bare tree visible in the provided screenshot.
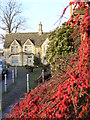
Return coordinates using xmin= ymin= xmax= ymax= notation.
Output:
xmin=0 ymin=0 xmax=25 ymax=35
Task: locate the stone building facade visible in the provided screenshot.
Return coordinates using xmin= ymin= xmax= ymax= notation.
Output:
xmin=4 ymin=22 xmax=49 ymax=66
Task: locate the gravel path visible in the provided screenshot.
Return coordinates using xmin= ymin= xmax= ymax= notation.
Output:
xmin=2 ymin=67 xmax=41 ymax=119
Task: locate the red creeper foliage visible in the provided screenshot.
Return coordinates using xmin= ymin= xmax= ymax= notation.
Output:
xmin=6 ymin=1 xmax=90 ymax=119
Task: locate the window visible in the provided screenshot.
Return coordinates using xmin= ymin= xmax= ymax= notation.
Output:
xmin=28 ymin=56 xmax=32 ymax=58
xmin=12 ymin=56 xmax=18 ymax=65
xmin=44 ymin=57 xmax=46 ymax=60
xmin=25 ymin=46 xmax=27 ymax=51
xmin=43 ymin=56 xmax=47 ymax=64
xmin=0 ymin=60 xmax=3 ymax=68
xmin=24 ymin=45 xmax=32 ymax=52
xmin=28 ymin=46 xmax=32 ymax=51
xmin=11 ymin=46 xmax=18 ymax=52
xmin=45 ymin=45 xmax=49 ymax=52
xmin=29 ymin=60 xmax=31 ymax=63
xmin=11 ymin=46 xmax=14 ymax=52
xmin=27 ymin=55 xmax=33 ymax=66
xmin=16 ymin=46 xmax=18 ymax=52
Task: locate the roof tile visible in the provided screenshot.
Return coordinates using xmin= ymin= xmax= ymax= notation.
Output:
xmin=4 ymin=32 xmax=49 ymax=48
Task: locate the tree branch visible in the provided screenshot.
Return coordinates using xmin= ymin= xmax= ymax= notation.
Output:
xmin=0 ymin=0 xmax=25 ymax=34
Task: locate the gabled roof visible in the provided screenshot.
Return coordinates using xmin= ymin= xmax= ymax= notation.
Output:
xmin=10 ymin=39 xmax=22 ymax=46
xmin=23 ymin=39 xmax=34 ymax=46
xmin=4 ymin=32 xmax=49 ymax=48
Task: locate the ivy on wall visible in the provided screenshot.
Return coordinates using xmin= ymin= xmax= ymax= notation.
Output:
xmin=46 ymin=22 xmax=77 ymax=76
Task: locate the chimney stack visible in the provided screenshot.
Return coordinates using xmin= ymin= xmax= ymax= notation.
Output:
xmin=39 ymin=22 xmax=43 ymax=35
xmin=6 ymin=29 xmax=9 ymax=35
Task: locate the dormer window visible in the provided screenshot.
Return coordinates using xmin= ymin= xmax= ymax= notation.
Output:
xmin=24 ymin=45 xmax=32 ymax=52
xmin=11 ymin=46 xmax=18 ymax=52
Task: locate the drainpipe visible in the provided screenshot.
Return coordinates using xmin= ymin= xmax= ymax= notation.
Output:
xmin=22 ymin=47 xmax=23 ymax=66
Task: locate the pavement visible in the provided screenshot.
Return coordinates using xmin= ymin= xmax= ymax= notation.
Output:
xmin=1 ymin=67 xmax=41 ymax=119
xmin=0 ymin=67 xmax=14 ymax=119
xmin=2 ymin=68 xmax=13 ymax=93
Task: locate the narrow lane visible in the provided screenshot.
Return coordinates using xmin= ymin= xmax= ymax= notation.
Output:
xmin=2 ymin=67 xmax=41 ymax=119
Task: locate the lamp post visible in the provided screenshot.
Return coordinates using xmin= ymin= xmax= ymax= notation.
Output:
xmin=70 ymin=0 xmax=72 ymax=17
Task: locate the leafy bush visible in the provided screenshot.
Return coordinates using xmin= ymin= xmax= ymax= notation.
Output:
xmin=34 ymin=56 xmax=41 ymax=66
xmin=7 ymin=63 xmax=10 ymax=68
xmin=46 ymin=22 xmax=77 ymax=76
xmin=24 ymin=64 xmax=28 ymax=67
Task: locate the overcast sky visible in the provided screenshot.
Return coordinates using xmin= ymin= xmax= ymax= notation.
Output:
xmin=0 ymin=0 xmax=70 ymax=48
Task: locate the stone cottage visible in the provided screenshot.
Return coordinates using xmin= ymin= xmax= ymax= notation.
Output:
xmin=4 ymin=22 xmax=49 ymax=66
